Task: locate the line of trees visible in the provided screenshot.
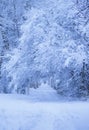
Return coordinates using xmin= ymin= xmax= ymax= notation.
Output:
xmin=0 ymin=0 xmax=89 ymax=98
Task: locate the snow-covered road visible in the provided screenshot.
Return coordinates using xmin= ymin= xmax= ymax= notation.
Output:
xmin=0 ymin=84 xmax=89 ymax=130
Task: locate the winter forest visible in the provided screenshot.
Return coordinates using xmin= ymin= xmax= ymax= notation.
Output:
xmin=0 ymin=0 xmax=89 ymax=98
xmin=0 ymin=0 xmax=89 ymax=130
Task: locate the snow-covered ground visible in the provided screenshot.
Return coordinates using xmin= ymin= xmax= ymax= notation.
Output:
xmin=0 ymin=84 xmax=89 ymax=130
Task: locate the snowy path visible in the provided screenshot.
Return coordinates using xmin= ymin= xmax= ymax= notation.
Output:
xmin=0 ymin=84 xmax=89 ymax=130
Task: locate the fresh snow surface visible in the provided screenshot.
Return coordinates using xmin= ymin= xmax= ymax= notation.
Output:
xmin=0 ymin=83 xmax=89 ymax=130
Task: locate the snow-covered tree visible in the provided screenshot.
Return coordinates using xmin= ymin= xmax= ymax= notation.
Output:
xmin=1 ymin=0 xmax=89 ymax=97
